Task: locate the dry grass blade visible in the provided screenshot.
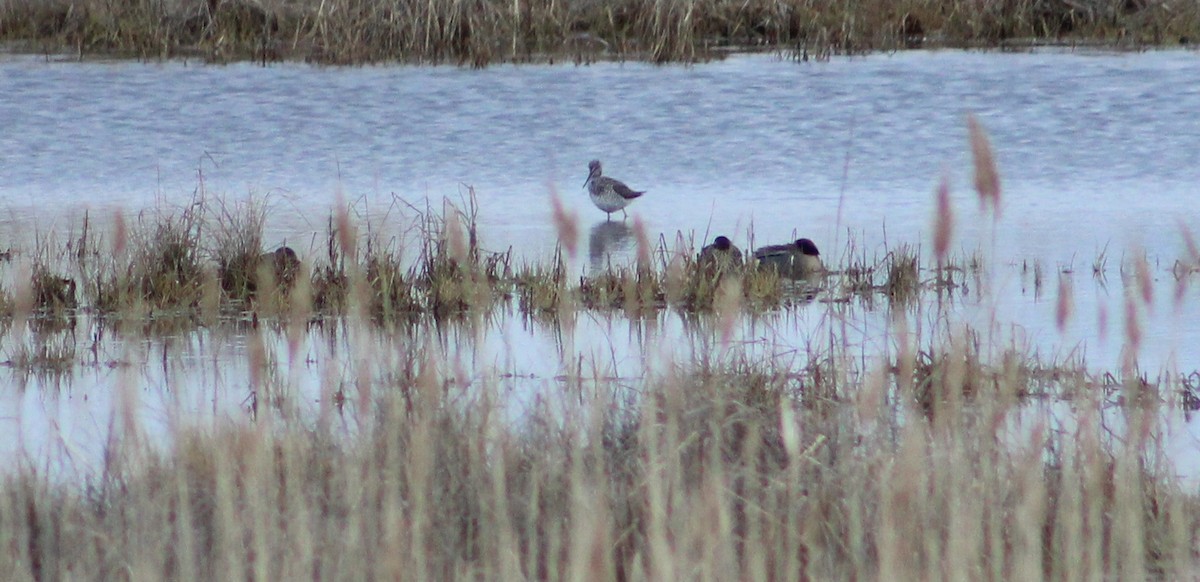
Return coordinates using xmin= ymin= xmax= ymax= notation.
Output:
xmin=1175 ymin=224 xmax=1199 ymax=308
xmin=1056 ymin=272 xmax=1073 ymax=333
xmin=967 ymin=114 xmax=1001 ymax=217
xmin=1124 ymin=288 xmax=1141 ymax=352
xmin=633 ymin=217 xmax=652 ymax=274
xmin=113 ymin=210 xmax=128 ymax=257
xmin=1134 ymin=252 xmax=1153 ymax=309
xmin=933 ymin=172 xmax=954 ymax=262
xmin=1179 ymin=222 xmax=1200 ymax=271
xmin=549 ymin=187 xmax=579 ymax=260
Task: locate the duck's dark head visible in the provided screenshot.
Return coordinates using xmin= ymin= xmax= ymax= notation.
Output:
xmin=795 ymin=238 xmax=820 ymax=256
xmin=713 ymin=236 xmax=733 ymax=251
xmin=275 ymin=246 xmax=298 ymax=262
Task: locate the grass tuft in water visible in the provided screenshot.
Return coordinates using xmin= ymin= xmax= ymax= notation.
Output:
xmin=92 ymin=205 xmax=208 ymax=314
xmin=212 ymin=196 xmax=268 ymax=307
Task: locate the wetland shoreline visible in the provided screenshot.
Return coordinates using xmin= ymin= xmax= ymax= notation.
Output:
xmin=2 ymin=0 xmax=1197 ymax=65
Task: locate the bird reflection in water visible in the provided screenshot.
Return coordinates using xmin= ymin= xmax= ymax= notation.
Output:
xmin=588 ymin=220 xmax=634 ymax=270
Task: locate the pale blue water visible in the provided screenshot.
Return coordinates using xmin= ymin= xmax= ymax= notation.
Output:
xmin=2 ymin=50 xmax=1198 ymax=262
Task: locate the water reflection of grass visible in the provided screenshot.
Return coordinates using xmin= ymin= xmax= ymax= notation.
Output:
xmin=1 ymin=0 xmax=1195 ymax=65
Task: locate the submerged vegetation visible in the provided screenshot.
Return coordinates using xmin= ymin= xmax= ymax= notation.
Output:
xmin=0 ymin=0 xmax=1197 ymax=65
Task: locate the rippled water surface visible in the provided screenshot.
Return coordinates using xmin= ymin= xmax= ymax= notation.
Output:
xmin=2 ymin=49 xmax=1200 ymax=475
xmin=3 ymin=51 xmax=1199 ymax=259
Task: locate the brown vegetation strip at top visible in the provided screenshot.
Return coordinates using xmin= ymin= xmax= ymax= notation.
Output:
xmin=1 ymin=0 xmax=1196 ymax=65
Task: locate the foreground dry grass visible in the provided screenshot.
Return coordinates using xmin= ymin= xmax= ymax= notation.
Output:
xmin=1 ymin=316 xmax=1198 ymax=580
xmin=1 ymin=0 xmax=1197 ymax=64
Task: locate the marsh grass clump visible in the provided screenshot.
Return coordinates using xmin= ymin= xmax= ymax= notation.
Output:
xmin=579 ymin=264 xmax=665 ymax=311
xmin=30 ymin=266 xmax=77 ymax=313
xmin=581 ymin=234 xmax=768 ymax=313
xmin=514 ymin=247 xmax=570 ymax=314
xmin=740 ymin=264 xmax=784 ymax=307
xmin=883 ymin=244 xmax=921 ymax=304
xmin=363 ymin=243 xmax=419 ymax=318
xmin=307 ymin=197 xmax=510 ymax=319
xmin=410 ymin=198 xmax=512 ymax=317
xmin=93 ymin=207 xmax=207 ymax=313
xmin=205 ymin=194 xmax=303 ymax=316
xmin=212 ymin=197 xmax=268 ymax=306
xmin=310 ymin=215 xmax=352 ymax=314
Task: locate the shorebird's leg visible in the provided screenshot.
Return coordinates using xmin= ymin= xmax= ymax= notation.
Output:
xmin=621 ymin=208 xmax=628 ymax=220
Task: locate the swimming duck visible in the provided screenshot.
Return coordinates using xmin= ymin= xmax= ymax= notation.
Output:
xmin=753 ymin=238 xmax=824 ymax=278
xmin=698 ymin=235 xmax=744 ymax=273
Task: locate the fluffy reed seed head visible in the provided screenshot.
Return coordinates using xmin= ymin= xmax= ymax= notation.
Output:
xmin=549 ymin=187 xmax=579 ymax=259
xmin=336 ymin=203 xmax=357 ymax=260
xmin=1134 ymin=253 xmax=1153 ymax=310
xmin=933 ymin=172 xmax=954 ymax=262
xmin=1056 ymin=272 xmax=1073 ymax=333
xmin=714 ymin=276 xmax=742 ymax=347
xmin=113 ymin=210 xmax=128 ymax=257
xmin=633 ymin=217 xmax=652 ymax=273
xmin=967 ymin=114 xmax=1001 ymax=217
xmin=1124 ymin=287 xmax=1141 ymax=352
xmin=446 ymin=210 xmax=468 ymax=265
xmin=1180 ymin=223 xmax=1200 ymax=267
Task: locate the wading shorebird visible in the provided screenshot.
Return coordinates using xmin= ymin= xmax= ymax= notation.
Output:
xmin=584 ymin=160 xmax=644 ymax=220
xmin=754 ymin=238 xmax=824 ymax=279
xmin=698 ymin=235 xmax=744 ymax=273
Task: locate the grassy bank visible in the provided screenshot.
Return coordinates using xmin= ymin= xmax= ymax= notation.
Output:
xmin=1 ymin=0 xmax=1197 ymax=65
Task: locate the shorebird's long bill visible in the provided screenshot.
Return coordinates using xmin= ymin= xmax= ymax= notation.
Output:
xmin=583 ymin=167 xmax=598 ymax=188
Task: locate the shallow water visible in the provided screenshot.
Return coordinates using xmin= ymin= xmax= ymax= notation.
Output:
xmin=3 ymin=298 xmax=1199 ymax=483
xmin=3 ymin=50 xmax=1199 ymax=260
xmin=2 ymin=49 xmax=1200 ymax=477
